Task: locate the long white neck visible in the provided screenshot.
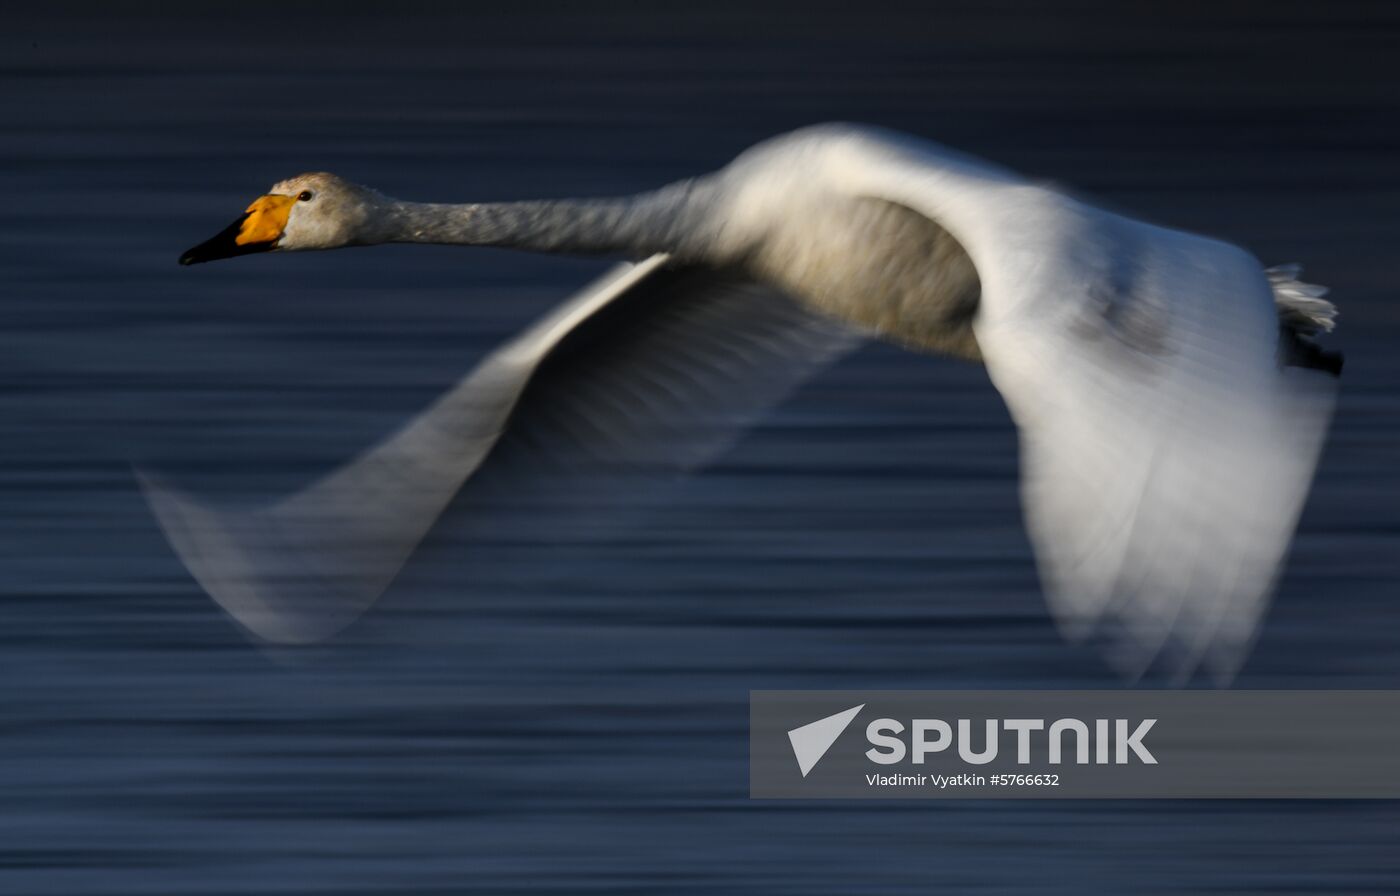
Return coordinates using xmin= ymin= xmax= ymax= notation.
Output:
xmin=360 ymin=180 xmax=711 ymax=259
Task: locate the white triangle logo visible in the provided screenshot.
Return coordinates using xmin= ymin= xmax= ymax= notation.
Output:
xmin=787 ymin=704 xmax=865 ymax=777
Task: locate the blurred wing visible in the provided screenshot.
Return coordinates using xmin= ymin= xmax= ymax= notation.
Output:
xmin=979 ymin=234 xmax=1336 ymax=682
xmin=139 ymin=255 xmax=859 ymax=643
xmin=828 ymin=127 xmax=1338 ymax=680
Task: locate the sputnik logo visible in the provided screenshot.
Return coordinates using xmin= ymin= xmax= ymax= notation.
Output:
xmin=787 ymin=704 xmax=865 ymax=776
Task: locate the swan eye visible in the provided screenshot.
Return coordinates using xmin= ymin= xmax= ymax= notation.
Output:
xmin=297 ymin=190 xmax=314 ymax=202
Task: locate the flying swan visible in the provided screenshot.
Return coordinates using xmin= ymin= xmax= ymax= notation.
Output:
xmin=146 ymin=124 xmax=1340 ymax=681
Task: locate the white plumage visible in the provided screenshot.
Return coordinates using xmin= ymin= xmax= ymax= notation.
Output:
xmin=149 ymin=124 xmax=1339 ymax=681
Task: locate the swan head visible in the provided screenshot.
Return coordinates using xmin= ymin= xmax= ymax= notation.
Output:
xmin=179 ymin=172 xmax=380 ymax=265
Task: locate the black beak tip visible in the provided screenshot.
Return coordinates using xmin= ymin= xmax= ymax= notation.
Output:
xmin=179 ymin=213 xmax=257 ymax=267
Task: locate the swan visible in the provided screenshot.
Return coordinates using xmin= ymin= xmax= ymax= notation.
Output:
xmin=147 ymin=124 xmax=1340 ymax=681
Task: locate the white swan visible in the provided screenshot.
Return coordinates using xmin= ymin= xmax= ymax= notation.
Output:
xmin=147 ymin=124 xmax=1339 ymax=681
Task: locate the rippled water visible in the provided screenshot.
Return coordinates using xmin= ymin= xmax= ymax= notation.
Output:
xmin=4 ymin=4 xmax=1400 ymax=893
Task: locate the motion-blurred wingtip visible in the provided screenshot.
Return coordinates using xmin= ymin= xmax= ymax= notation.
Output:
xmin=134 ymin=465 xmax=361 ymax=646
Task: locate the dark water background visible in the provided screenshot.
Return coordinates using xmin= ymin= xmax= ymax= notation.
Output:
xmin=3 ymin=2 xmax=1399 ymax=892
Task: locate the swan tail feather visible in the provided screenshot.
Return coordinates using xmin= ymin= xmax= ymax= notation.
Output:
xmin=1268 ymin=264 xmax=1342 ymax=376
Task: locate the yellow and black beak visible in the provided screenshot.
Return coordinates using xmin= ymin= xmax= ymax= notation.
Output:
xmin=179 ymin=194 xmax=296 ymax=265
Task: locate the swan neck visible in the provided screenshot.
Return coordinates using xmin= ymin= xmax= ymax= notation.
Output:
xmin=372 ymin=182 xmax=704 ymax=257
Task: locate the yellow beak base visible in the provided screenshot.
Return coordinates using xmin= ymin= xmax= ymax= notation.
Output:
xmin=236 ymin=194 xmax=296 ymax=246
xmin=179 ymin=193 xmax=295 ymax=266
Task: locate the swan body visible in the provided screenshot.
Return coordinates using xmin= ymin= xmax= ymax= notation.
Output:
xmin=155 ymin=124 xmax=1339 ymax=681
